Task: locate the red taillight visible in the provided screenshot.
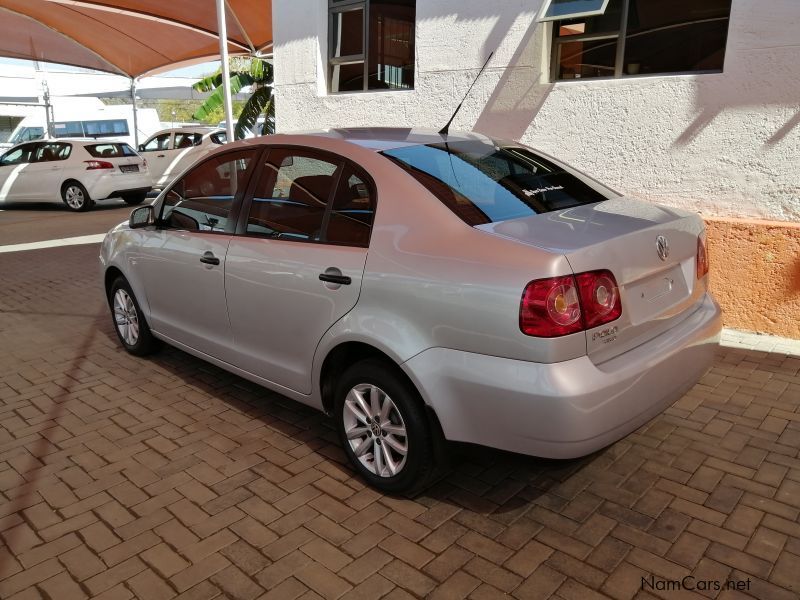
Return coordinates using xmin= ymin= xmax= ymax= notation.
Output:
xmin=84 ymin=160 xmax=114 ymax=170
xmin=520 ymin=275 xmax=583 ymax=337
xmin=576 ymin=270 xmax=622 ymax=330
xmin=520 ymin=270 xmax=622 ymax=337
xmin=696 ymin=235 xmax=709 ymax=279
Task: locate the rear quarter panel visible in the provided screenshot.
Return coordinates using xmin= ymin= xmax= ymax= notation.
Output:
xmin=308 ymin=142 xmax=585 ymax=388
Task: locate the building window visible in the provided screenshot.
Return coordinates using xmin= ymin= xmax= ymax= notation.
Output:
xmin=550 ymin=0 xmax=732 ymax=80
xmin=329 ymin=0 xmax=415 ymax=93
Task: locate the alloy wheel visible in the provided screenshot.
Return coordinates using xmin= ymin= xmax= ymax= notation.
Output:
xmin=64 ymin=185 xmax=85 ymax=209
xmin=113 ymin=289 xmax=139 ymax=346
xmin=342 ymin=383 xmax=408 ymax=477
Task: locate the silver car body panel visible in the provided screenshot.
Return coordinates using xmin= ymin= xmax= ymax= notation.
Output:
xmin=100 ymin=128 xmax=722 ymax=458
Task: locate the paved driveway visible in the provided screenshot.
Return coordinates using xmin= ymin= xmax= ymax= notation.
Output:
xmin=1 ymin=240 xmax=799 ymax=600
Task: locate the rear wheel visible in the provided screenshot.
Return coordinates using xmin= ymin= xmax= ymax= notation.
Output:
xmin=109 ymin=276 xmax=160 ymax=356
xmin=122 ymin=192 xmax=147 ymax=206
xmin=62 ymin=181 xmax=93 ymax=212
xmin=335 ymin=359 xmax=437 ymax=494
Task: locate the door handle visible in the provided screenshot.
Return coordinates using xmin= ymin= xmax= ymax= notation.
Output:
xmin=200 ymin=252 xmax=220 ymax=266
xmin=157 ymin=154 xmax=166 ymax=158
xmin=319 ymin=272 xmax=351 ymax=285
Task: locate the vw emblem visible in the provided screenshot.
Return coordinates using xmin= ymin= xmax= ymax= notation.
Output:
xmin=656 ymin=235 xmax=669 ymax=261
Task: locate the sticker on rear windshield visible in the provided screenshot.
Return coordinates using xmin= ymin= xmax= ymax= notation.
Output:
xmin=522 ymin=185 xmax=564 ymax=197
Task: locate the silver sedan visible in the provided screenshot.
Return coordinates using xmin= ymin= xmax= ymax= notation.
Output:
xmin=100 ymin=128 xmax=722 ymax=493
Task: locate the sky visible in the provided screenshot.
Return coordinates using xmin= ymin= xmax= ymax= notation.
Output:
xmin=0 ymin=57 xmax=221 ymax=79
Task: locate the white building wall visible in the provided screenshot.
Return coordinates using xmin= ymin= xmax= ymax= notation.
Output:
xmin=272 ymin=0 xmax=800 ymax=222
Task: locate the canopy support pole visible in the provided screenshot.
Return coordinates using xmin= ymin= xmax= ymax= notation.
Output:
xmin=216 ymin=0 xmax=235 ymax=141
xmin=130 ymin=78 xmax=140 ymax=148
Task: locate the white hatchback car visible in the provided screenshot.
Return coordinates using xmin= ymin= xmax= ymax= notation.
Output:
xmin=0 ymin=139 xmax=151 ymax=211
xmin=137 ymin=127 xmax=227 ymax=190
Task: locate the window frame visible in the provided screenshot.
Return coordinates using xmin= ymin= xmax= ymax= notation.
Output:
xmin=235 ymin=144 xmax=378 ymax=249
xmin=328 ymin=0 xmax=415 ymax=94
xmin=539 ymin=0 xmax=612 ymax=22
xmin=156 ymin=147 xmax=265 ymax=236
xmin=549 ymin=0 xmax=731 ymax=82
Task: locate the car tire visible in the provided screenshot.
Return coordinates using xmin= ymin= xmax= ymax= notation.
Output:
xmin=122 ymin=192 xmax=147 ymax=206
xmin=61 ymin=181 xmax=94 ymax=212
xmin=108 ymin=276 xmax=160 ymax=356
xmin=335 ymin=359 xmax=437 ymax=494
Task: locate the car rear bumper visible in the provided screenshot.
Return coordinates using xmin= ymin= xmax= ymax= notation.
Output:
xmin=403 ymin=293 xmax=722 ymax=459
xmin=86 ymin=174 xmax=151 ymax=200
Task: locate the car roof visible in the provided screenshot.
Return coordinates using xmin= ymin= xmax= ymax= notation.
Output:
xmin=280 ymin=127 xmax=495 ymax=152
xmin=13 ymin=138 xmax=128 ymax=146
xmin=149 ymin=126 xmax=222 ymax=137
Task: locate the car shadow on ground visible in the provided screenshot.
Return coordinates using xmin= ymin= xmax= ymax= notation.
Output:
xmin=89 ymin=316 xmax=605 ymax=512
xmin=0 ymin=201 xmax=130 ymax=212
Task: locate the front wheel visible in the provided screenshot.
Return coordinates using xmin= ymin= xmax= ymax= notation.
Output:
xmin=335 ymin=359 xmax=437 ymax=494
xmin=109 ymin=277 xmax=160 ymax=356
xmin=122 ymin=192 xmax=147 ymax=206
xmin=62 ymin=181 xmax=93 ymax=212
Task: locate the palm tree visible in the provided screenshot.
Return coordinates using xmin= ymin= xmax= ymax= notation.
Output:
xmin=192 ymin=57 xmax=274 ymax=139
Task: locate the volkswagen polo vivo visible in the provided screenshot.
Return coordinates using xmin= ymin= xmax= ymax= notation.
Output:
xmin=99 ymin=128 xmax=722 ymax=492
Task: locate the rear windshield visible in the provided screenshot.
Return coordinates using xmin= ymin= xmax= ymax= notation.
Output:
xmin=381 ymin=141 xmax=610 ymax=225
xmin=85 ymin=143 xmax=138 ymax=158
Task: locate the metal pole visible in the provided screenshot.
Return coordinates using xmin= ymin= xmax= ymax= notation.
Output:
xmin=42 ymin=82 xmax=53 ymax=138
xmin=216 ymin=0 xmax=235 ymax=141
xmin=130 ymin=78 xmax=140 ymax=148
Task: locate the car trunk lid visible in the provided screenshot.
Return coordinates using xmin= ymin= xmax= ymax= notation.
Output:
xmin=476 ymin=197 xmax=708 ymax=363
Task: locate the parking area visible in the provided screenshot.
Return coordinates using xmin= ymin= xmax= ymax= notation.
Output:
xmin=1 ymin=207 xmax=799 ymax=600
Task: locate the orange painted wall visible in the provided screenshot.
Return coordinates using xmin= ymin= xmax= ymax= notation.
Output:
xmin=704 ymin=217 xmax=800 ymax=339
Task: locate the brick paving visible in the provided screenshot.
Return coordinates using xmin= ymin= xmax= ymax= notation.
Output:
xmin=1 ymin=242 xmax=799 ymax=600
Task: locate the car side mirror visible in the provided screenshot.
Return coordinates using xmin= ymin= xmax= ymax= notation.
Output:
xmin=129 ymin=205 xmax=154 ymax=229
xmin=138 ymin=144 xmax=146 ymax=152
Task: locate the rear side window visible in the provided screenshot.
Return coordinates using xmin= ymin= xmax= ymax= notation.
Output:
xmin=247 ymin=150 xmax=338 ymax=242
xmin=326 ymin=165 xmax=375 ymax=247
xmin=85 ymin=143 xmax=137 ymax=158
xmin=381 ymin=141 xmax=610 ymax=225
xmin=210 ymin=132 xmax=227 ymax=145
xmin=174 ymin=133 xmax=202 ymax=148
xmin=35 ymin=143 xmax=71 ymax=162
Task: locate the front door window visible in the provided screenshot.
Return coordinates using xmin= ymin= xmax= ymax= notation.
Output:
xmin=160 ymin=150 xmax=257 ymax=233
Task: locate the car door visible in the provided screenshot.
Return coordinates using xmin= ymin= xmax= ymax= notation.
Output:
xmin=25 ymin=142 xmax=72 ymax=200
xmin=136 ymin=148 xmax=260 ymax=360
xmin=225 ymin=147 xmax=376 ymax=394
xmin=139 ymin=133 xmax=173 ymax=187
xmin=0 ymin=143 xmax=37 ymax=201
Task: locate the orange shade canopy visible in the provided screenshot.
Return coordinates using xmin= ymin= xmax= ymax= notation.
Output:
xmin=0 ymin=0 xmax=272 ymax=78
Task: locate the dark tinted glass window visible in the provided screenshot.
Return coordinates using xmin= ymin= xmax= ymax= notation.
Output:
xmin=34 ymin=143 xmax=71 ymax=162
xmin=161 ymin=150 xmax=255 ymax=233
xmin=326 ymin=166 xmax=375 ymax=247
xmin=84 ymin=119 xmax=129 ymax=137
xmin=174 ymin=132 xmax=202 ymax=148
xmin=85 ymin=143 xmax=136 ymax=158
xmin=552 ymin=0 xmax=730 ymax=79
xmin=382 ymin=142 xmax=608 ymax=226
xmin=53 ymin=121 xmax=84 ymax=137
xmin=247 ymin=150 xmax=339 ymax=241
xmin=329 ymin=0 xmax=415 ymax=92
xmin=368 ymin=0 xmax=415 ymax=90
xmin=623 ymin=0 xmax=731 ymax=75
